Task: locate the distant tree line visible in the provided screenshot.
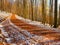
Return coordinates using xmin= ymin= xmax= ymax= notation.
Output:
xmin=0 ymin=0 xmax=59 ymax=28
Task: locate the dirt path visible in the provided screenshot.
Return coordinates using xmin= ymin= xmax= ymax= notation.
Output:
xmin=10 ymin=15 xmax=60 ymax=38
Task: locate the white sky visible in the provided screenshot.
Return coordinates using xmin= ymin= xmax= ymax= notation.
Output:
xmin=58 ymin=0 xmax=60 ymax=5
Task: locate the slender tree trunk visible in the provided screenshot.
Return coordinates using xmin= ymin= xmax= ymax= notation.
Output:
xmin=23 ymin=0 xmax=27 ymax=18
xmin=35 ymin=0 xmax=38 ymax=21
xmin=1 ymin=0 xmax=3 ymax=11
xmin=42 ymin=0 xmax=46 ymax=24
xmin=31 ymin=0 xmax=34 ymax=20
xmin=0 ymin=0 xmax=2 ymax=10
xmin=49 ymin=0 xmax=53 ymax=26
xmin=54 ymin=0 xmax=57 ymax=28
xmin=16 ymin=0 xmax=19 ymax=15
xmin=42 ymin=0 xmax=44 ymax=23
xmin=59 ymin=5 xmax=60 ymax=25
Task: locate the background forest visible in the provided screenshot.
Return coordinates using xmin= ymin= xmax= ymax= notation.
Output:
xmin=0 ymin=0 xmax=60 ymax=28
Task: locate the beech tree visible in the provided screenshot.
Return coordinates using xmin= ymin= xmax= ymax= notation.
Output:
xmin=54 ymin=0 xmax=58 ymax=28
xmin=42 ymin=0 xmax=46 ymax=24
xmin=58 ymin=5 xmax=60 ymax=25
xmin=49 ymin=0 xmax=53 ymax=26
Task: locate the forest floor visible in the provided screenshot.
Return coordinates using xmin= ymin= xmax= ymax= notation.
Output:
xmin=0 ymin=11 xmax=60 ymax=45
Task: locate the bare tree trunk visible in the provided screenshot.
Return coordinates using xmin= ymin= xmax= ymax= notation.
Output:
xmin=1 ymin=0 xmax=4 ymax=11
xmin=49 ymin=0 xmax=53 ymax=26
xmin=35 ymin=0 xmax=38 ymax=21
xmin=0 ymin=0 xmax=2 ymax=10
xmin=42 ymin=0 xmax=44 ymax=23
xmin=42 ymin=0 xmax=46 ymax=24
xmin=58 ymin=5 xmax=60 ymax=25
xmin=15 ymin=0 xmax=19 ymax=15
xmin=54 ymin=0 xmax=57 ymax=28
xmin=31 ymin=0 xmax=34 ymax=20
xmin=23 ymin=0 xmax=27 ymax=18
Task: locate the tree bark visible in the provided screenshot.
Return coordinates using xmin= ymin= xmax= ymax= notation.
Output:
xmin=42 ymin=0 xmax=46 ymax=24
xmin=58 ymin=5 xmax=60 ymax=25
xmin=31 ymin=0 xmax=34 ymax=20
xmin=54 ymin=0 xmax=57 ymax=28
xmin=49 ymin=0 xmax=53 ymax=26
